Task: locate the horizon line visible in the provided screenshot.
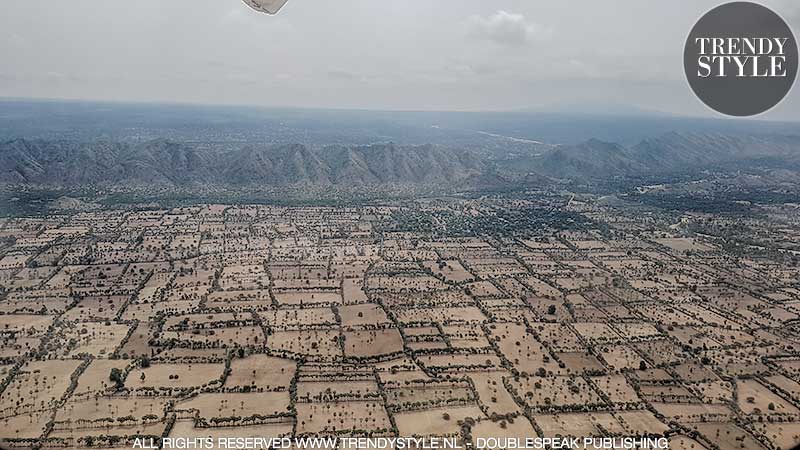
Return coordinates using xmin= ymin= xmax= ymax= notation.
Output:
xmin=1 ymin=95 xmax=783 ymax=123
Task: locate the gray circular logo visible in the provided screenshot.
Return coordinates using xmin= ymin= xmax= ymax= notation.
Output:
xmin=684 ymin=2 xmax=798 ymax=117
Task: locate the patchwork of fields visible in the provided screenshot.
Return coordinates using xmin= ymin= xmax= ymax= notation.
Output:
xmin=0 ymin=202 xmax=798 ymax=450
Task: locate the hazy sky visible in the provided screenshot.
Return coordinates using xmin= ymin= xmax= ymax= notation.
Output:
xmin=2 ymin=0 xmax=800 ymax=119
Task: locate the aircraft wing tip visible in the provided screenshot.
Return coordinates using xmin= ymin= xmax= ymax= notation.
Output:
xmin=242 ymin=0 xmax=289 ymax=15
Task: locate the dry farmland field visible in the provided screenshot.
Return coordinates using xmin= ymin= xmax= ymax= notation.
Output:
xmin=0 ymin=200 xmax=799 ymax=450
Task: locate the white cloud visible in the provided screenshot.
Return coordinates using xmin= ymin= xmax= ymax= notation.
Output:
xmin=465 ymin=10 xmax=552 ymax=46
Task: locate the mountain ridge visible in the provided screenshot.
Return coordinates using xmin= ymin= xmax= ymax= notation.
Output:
xmin=535 ymin=132 xmax=800 ymax=179
xmin=4 ymin=132 xmax=800 ymax=187
xmin=0 ymin=139 xmax=488 ymax=187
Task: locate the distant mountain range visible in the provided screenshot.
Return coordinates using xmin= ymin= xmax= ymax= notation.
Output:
xmin=533 ymin=133 xmax=800 ymax=179
xmin=2 ymin=132 xmax=800 ymax=188
xmin=0 ymin=139 xmax=486 ymax=186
